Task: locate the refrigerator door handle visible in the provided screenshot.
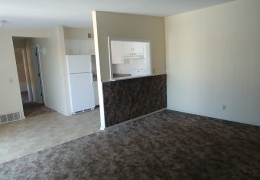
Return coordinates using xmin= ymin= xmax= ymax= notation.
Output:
xmin=91 ymin=73 xmax=93 ymax=86
xmin=89 ymin=58 xmax=93 ymax=73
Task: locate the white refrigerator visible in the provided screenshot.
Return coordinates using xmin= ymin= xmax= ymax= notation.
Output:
xmin=66 ymin=55 xmax=95 ymax=114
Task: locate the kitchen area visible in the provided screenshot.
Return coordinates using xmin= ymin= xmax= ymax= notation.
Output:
xmin=63 ymin=33 xmax=152 ymax=115
xmin=109 ymin=39 xmax=152 ymax=80
xmin=64 ymin=30 xmax=99 ymax=114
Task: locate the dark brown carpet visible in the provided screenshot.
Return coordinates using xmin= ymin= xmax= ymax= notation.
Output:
xmin=23 ymin=103 xmax=55 ymax=117
xmin=0 ymin=110 xmax=260 ymax=179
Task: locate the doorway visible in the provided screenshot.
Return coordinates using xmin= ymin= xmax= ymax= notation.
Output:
xmin=13 ymin=37 xmax=54 ymax=118
xmin=14 ymin=49 xmax=32 ymax=104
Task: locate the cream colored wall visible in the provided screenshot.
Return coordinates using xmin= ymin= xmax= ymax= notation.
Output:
xmin=165 ymin=0 xmax=260 ymax=126
xmin=14 ymin=50 xmax=27 ymax=92
xmin=13 ymin=40 xmax=27 ymax=92
xmin=93 ymin=11 xmax=166 ymax=82
xmin=26 ymin=26 xmax=71 ymax=115
xmin=64 ymin=27 xmax=93 ymax=39
xmin=0 ymin=29 xmax=48 ymax=117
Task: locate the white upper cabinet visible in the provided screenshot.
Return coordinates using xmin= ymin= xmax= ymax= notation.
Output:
xmin=65 ymin=39 xmax=95 ymax=55
xmin=111 ymin=41 xmax=124 ymax=64
xmin=133 ymin=42 xmax=144 ymax=54
xmin=123 ymin=42 xmax=144 ymax=55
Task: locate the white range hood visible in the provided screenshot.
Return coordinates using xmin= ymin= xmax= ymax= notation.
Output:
xmin=122 ymin=53 xmax=144 ymax=60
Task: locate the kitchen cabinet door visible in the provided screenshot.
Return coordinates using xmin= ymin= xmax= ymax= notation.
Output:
xmin=71 ymin=40 xmax=81 ymax=54
xmin=65 ymin=39 xmax=95 ymax=55
xmin=65 ymin=40 xmax=73 ymax=54
xmin=123 ymin=42 xmax=144 ymax=55
xmin=80 ymin=40 xmax=90 ymax=54
xmin=132 ymin=42 xmax=144 ymax=54
xmin=111 ymin=41 xmax=123 ymax=64
xmin=80 ymin=40 xmax=95 ymax=55
xmin=90 ymin=40 xmax=95 ymax=55
xmin=123 ymin=42 xmax=133 ymax=55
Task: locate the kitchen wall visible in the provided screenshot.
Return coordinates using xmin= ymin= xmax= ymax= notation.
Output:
xmin=63 ymin=27 xmax=93 ymax=39
xmin=112 ymin=59 xmax=147 ymax=74
xmin=93 ymin=11 xmax=166 ymax=129
xmin=165 ymin=0 xmax=260 ymax=126
xmin=93 ymin=11 xmax=166 ymax=82
xmin=26 ymin=26 xmax=70 ymax=115
xmin=0 ymin=29 xmax=48 ymax=118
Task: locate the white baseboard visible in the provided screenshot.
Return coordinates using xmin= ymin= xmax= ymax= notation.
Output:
xmin=100 ymin=108 xmax=166 ymax=131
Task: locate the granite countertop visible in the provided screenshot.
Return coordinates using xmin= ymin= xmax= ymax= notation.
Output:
xmin=111 ymin=74 xmax=154 ymax=81
xmin=113 ymin=74 xmax=131 ymax=78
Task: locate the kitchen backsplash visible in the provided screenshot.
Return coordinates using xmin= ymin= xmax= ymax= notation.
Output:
xmin=112 ymin=60 xmax=147 ymax=74
xmin=102 ymin=74 xmax=167 ymax=127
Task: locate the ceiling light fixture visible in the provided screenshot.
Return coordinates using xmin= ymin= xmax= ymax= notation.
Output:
xmin=0 ymin=20 xmax=7 ymax=27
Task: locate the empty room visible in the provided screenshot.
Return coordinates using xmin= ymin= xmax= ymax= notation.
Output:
xmin=0 ymin=0 xmax=259 ymax=179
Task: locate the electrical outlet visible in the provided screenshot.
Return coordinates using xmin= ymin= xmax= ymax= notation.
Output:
xmin=153 ymin=68 xmax=155 ymax=73
xmin=222 ymin=105 xmax=226 ymax=110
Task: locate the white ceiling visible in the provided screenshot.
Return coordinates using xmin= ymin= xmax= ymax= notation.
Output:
xmin=0 ymin=0 xmax=235 ymax=29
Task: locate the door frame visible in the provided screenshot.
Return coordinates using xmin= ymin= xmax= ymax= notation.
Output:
xmin=31 ymin=44 xmax=46 ymax=104
xmin=15 ymin=48 xmax=33 ymax=102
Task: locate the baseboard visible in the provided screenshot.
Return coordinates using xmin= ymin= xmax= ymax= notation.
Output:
xmin=100 ymin=108 xmax=167 ymax=131
xmin=167 ymin=107 xmax=260 ymax=127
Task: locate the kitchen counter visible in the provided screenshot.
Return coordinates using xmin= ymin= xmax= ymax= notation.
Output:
xmin=111 ymin=74 xmax=154 ymax=81
xmin=113 ymin=74 xmax=131 ymax=78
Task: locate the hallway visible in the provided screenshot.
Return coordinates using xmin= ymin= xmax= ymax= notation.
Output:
xmin=21 ymin=90 xmax=54 ymax=118
xmin=23 ymin=102 xmax=55 ymax=118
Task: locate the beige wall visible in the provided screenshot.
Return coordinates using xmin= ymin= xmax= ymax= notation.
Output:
xmin=13 ymin=40 xmax=27 ymax=92
xmin=93 ymin=11 xmax=166 ymax=129
xmin=14 ymin=50 xmax=27 ymax=92
xmin=165 ymin=0 xmax=260 ymax=126
xmin=93 ymin=11 xmax=166 ymax=82
xmin=64 ymin=27 xmax=93 ymax=39
xmin=0 ymin=29 xmax=48 ymax=117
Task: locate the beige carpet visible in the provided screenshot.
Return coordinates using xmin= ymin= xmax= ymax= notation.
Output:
xmin=0 ymin=110 xmax=259 ymax=179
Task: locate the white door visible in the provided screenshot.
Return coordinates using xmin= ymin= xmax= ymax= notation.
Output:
xmin=31 ymin=46 xmax=44 ymax=104
xmin=68 ymin=73 xmax=95 ymax=113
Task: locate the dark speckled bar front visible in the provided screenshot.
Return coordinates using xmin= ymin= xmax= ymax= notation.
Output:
xmin=103 ymin=74 xmax=167 ymax=127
